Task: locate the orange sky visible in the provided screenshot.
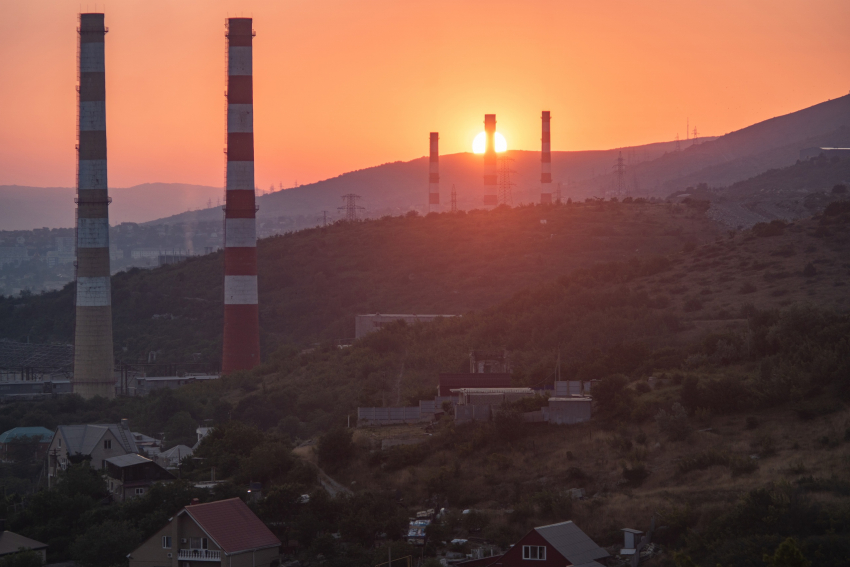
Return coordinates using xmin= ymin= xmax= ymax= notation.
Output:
xmin=1 ymin=0 xmax=848 ymax=190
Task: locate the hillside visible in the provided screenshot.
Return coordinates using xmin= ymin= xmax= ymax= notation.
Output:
xmin=3 ymin=203 xmax=850 ymax=566
xmin=152 ymin=94 xmax=850 ymax=226
xmin=0 ymin=201 xmax=720 ymax=364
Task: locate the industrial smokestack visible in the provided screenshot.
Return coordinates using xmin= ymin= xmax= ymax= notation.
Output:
xmin=429 ymin=133 xmax=439 ymax=210
xmin=73 ymin=13 xmax=114 ymax=400
xmin=222 ymin=18 xmax=260 ymax=373
xmin=541 ymin=111 xmax=552 ymax=204
xmin=483 ymin=114 xmax=497 ymax=186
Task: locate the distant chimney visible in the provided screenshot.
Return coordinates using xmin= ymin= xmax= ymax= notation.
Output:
xmin=191 ymin=498 xmax=200 ymax=506
xmin=540 ymin=111 xmax=552 ymax=203
xmin=120 ymin=418 xmax=129 ymax=430
xmin=428 ymin=133 xmax=440 ymax=210
xmin=483 ymin=114 xmax=497 ymax=186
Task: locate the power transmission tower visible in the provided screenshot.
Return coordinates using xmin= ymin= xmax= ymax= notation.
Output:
xmin=450 ymin=185 xmax=457 ymax=213
xmin=338 ymin=194 xmax=364 ymax=221
xmin=497 ymin=157 xmax=515 ymax=206
xmin=555 ymin=181 xmax=562 ymax=204
xmin=692 ymin=127 xmax=699 ymax=145
xmin=613 ymin=151 xmax=626 ymax=197
xmin=675 ymin=133 xmax=681 ymax=152
xmin=318 ymin=210 xmax=329 ymax=226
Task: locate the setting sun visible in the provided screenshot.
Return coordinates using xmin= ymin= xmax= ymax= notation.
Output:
xmin=472 ymin=132 xmax=507 ymax=154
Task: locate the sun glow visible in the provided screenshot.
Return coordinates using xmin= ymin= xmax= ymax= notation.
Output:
xmin=472 ymin=132 xmax=507 ymax=154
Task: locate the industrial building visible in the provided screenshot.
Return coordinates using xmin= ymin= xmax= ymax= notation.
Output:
xmin=355 ymin=314 xmax=456 ymax=339
xmin=799 ymin=147 xmax=850 ymax=160
xmin=73 ymin=13 xmax=115 ymax=400
xmin=221 ymin=17 xmax=261 ymax=374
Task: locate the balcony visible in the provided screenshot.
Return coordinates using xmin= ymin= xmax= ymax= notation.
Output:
xmin=178 ymin=549 xmax=221 ymax=561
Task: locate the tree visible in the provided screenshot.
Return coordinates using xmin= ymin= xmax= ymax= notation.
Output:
xmin=70 ymin=521 xmax=142 ymax=567
xmin=763 ymin=538 xmax=811 ymax=567
xmin=316 ymin=428 xmax=355 ymax=471
xmin=0 ymin=550 xmax=43 ymax=567
xmin=593 ymin=374 xmax=629 ymax=412
xmin=163 ymin=411 xmax=197 ymax=448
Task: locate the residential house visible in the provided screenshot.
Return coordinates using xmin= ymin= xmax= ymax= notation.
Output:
xmin=0 ymin=530 xmax=48 ymax=563
xmin=0 ymin=427 xmax=54 ymax=461
xmin=46 ymin=420 xmax=139 ymax=487
xmin=127 ymin=497 xmax=281 ymax=567
xmin=486 ymin=521 xmax=610 ymax=567
xmin=156 ymin=445 xmax=194 ymax=469
xmin=105 ymin=454 xmax=175 ymax=501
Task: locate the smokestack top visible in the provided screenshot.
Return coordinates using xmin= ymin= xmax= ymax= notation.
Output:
xmin=79 ymin=13 xmax=106 ymax=34
xmin=227 ymin=18 xmax=253 ymax=36
xmin=542 ymin=111 xmax=550 ymax=120
xmin=484 ymin=114 xmax=496 ymax=130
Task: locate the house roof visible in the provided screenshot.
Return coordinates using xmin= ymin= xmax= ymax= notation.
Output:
xmin=0 ymin=427 xmax=54 ymax=444
xmin=0 ymin=531 xmax=48 ymax=555
xmin=105 ymin=453 xmax=151 ymax=467
xmin=161 ymin=445 xmax=193 ymax=460
xmin=183 ymin=498 xmax=280 ymax=554
xmin=534 ymin=521 xmax=609 ymax=567
xmin=57 ymin=424 xmax=139 ymax=455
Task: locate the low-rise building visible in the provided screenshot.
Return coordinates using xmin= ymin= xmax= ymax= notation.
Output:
xmin=46 ymin=420 xmax=139 ymax=486
xmin=156 ymin=445 xmax=193 ymax=469
xmin=0 ymin=530 xmax=48 ymax=564
xmin=546 ymin=397 xmax=593 ymax=425
xmin=127 ymin=498 xmax=281 ymax=567
xmin=487 ymin=521 xmax=609 ymax=567
xmin=105 ymin=453 xmax=175 ymax=501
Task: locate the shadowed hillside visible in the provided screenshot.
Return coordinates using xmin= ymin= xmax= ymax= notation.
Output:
xmin=0 ymin=201 xmax=719 ymax=364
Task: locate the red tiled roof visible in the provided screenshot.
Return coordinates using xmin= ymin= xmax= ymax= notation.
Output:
xmin=184 ymin=498 xmax=280 ymax=554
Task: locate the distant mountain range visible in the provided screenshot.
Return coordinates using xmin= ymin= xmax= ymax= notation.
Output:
xmin=3 ymin=94 xmax=849 ymax=230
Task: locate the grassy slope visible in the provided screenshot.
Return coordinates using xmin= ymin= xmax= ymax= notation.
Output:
xmin=0 ymin=202 xmax=718 ymax=365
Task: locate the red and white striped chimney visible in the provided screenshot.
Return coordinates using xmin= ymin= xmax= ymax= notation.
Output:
xmin=429 ymin=132 xmax=439 ymax=209
xmin=222 ymin=18 xmax=260 ymax=374
xmin=540 ymin=111 xmax=552 ymax=204
xmin=483 ymin=114 xmax=497 ymax=186
xmin=73 ymin=13 xmax=115 ymax=400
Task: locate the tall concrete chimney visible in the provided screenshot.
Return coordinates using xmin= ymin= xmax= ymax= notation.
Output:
xmin=540 ymin=111 xmax=552 ymax=204
xmin=222 ymin=18 xmax=260 ymax=373
xmin=483 ymin=114 xmax=497 ymax=186
xmin=429 ymin=132 xmax=440 ymax=210
xmin=73 ymin=13 xmax=114 ymax=399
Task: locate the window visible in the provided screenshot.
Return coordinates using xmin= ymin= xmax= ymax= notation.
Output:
xmin=162 ymin=536 xmax=172 ymax=549
xmin=522 ymin=546 xmax=546 ymax=560
xmin=135 ymin=487 xmax=145 ymax=495
xmin=58 ymin=439 xmax=61 ymax=447
xmin=104 ymin=439 xmax=112 ymax=449
xmin=189 ymin=538 xmax=208 ymax=549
